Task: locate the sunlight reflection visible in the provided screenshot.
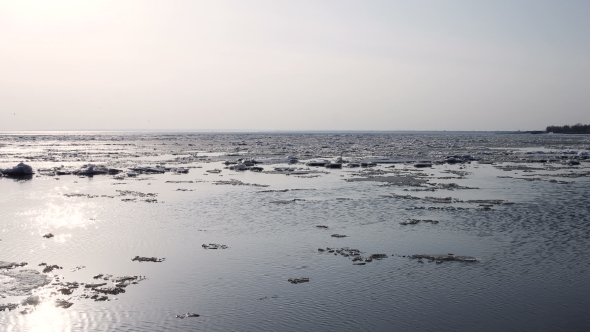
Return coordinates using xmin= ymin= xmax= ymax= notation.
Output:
xmin=21 ymin=301 xmax=72 ymax=332
xmin=22 ymin=203 xmax=97 ymax=235
xmin=55 ymin=234 xmax=73 ymax=243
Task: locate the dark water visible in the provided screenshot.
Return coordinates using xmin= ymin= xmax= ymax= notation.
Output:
xmin=1 ymin=132 xmax=589 ymax=331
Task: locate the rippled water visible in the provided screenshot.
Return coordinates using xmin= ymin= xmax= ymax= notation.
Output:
xmin=1 ymin=132 xmax=590 ymax=331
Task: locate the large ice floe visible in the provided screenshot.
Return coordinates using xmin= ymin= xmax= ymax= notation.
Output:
xmin=0 ymin=267 xmax=51 ymax=297
xmin=0 ymin=162 xmax=34 ymax=177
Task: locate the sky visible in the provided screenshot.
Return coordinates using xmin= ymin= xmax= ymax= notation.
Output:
xmin=1 ymin=0 xmax=589 ymax=131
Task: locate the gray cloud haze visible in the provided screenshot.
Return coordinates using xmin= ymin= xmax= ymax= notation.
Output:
xmin=1 ymin=0 xmax=589 ymax=131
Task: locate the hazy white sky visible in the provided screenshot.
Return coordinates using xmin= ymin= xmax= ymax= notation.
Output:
xmin=1 ymin=0 xmax=589 ymax=131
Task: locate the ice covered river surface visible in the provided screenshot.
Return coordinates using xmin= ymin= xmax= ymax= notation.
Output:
xmin=1 ymin=131 xmax=589 ymax=332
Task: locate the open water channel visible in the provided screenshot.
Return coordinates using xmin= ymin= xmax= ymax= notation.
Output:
xmin=1 ymin=132 xmax=589 ymax=331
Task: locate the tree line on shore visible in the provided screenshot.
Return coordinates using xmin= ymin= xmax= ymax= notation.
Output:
xmin=546 ymin=123 xmax=590 ymax=134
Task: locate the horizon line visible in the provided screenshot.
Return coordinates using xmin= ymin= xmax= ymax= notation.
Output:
xmin=0 ymin=129 xmax=543 ymax=133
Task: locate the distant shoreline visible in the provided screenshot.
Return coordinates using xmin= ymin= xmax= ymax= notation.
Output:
xmin=546 ymin=124 xmax=590 ymax=134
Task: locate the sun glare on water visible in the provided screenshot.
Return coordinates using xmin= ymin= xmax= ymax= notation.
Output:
xmin=18 ymin=301 xmax=72 ymax=332
xmin=19 ymin=202 xmax=97 ymax=244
